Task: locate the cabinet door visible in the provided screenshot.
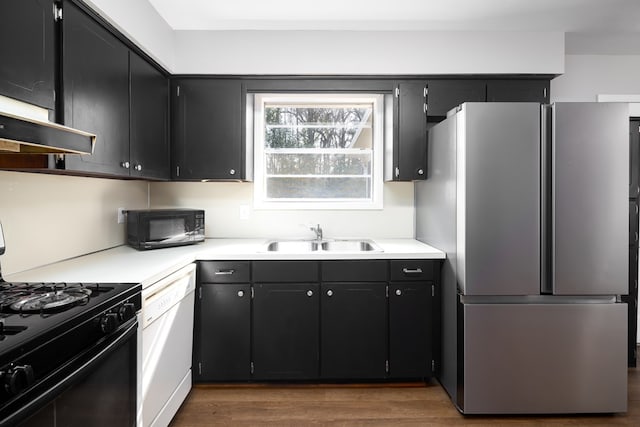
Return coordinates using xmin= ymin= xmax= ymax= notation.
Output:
xmin=171 ymin=79 xmax=242 ymax=180
xmin=320 ymin=282 xmax=387 ymax=379
xmin=388 ymin=282 xmax=433 ymax=378
xmin=426 ymin=80 xmax=486 ymax=117
xmin=195 ymin=283 xmax=251 ymax=381
xmin=627 ymin=246 xmax=638 ymax=366
xmin=62 ymin=0 xmax=130 ymax=175
xmin=129 ymin=52 xmax=169 ymax=180
xmin=392 ymin=81 xmax=427 ymax=181
xmin=486 ymin=79 xmax=549 ymax=103
xmin=253 ymin=283 xmax=319 ymax=380
xmin=0 ymin=0 xmax=55 ymax=109
xmin=631 ymin=120 xmax=640 ymax=198
xmin=631 ymin=200 xmax=639 ymax=247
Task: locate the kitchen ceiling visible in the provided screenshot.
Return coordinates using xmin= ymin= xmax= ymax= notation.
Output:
xmin=147 ymin=0 xmax=640 ymax=32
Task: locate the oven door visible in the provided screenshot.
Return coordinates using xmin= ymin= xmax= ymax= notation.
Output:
xmin=5 ymin=319 xmax=138 ymax=427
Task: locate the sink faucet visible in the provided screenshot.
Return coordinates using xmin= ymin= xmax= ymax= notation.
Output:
xmin=310 ymin=224 xmax=323 ymax=241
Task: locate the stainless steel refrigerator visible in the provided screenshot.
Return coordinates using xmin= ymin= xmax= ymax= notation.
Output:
xmin=416 ymin=102 xmax=629 ymax=414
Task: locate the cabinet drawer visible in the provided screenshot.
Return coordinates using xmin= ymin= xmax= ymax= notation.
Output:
xmin=321 ymin=260 xmax=388 ymax=282
xmin=390 ymin=260 xmax=436 ymax=281
xmin=199 ymin=261 xmax=251 ymax=283
xmin=252 ymin=261 xmax=319 ymax=283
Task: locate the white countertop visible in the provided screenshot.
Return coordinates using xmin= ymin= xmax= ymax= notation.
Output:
xmin=5 ymin=238 xmax=444 ymax=289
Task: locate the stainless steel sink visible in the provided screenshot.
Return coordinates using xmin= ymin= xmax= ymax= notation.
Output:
xmin=321 ymin=239 xmax=382 ymax=252
xmin=265 ymin=240 xmax=319 ymax=252
xmin=264 ymin=239 xmax=382 ymax=253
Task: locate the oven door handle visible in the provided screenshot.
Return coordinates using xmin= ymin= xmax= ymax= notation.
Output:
xmin=0 ymin=320 xmax=138 ymax=427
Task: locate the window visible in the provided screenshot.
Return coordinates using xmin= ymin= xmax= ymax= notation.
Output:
xmin=253 ymin=93 xmax=383 ymax=209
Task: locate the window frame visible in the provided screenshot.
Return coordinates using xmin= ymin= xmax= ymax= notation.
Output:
xmin=253 ymin=93 xmax=384 ymax=210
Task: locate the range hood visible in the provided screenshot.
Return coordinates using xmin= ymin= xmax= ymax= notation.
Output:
xmin=0 ymin=111 xmax=95 ymax=155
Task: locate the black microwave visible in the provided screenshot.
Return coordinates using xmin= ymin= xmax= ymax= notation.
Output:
xmin=126 ymin=209 xmax=205 ymax=250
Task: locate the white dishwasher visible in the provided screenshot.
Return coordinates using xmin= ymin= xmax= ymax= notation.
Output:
xmin=140 ymin=263 xmax=196 ymax=427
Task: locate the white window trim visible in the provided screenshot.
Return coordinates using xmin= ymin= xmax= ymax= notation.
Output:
xmin=253 ymin=93 xmax=384 ymax=210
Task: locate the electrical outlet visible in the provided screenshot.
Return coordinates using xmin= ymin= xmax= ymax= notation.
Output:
xmin=117 ymin=207 xmax=126 ymax=224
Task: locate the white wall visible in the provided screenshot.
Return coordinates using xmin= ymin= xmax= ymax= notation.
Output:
xmin=0 ymin=171 xmax=148 ymax=275
xmin=173 ymin=30 xmax=564 ymax=75
xmin=551 ymin=54 xmax=640 ymax=102
xmin=81 ymin=0 xmax=176 ymax=71
xmin=150 ymin=181 xmax=415 ymax=240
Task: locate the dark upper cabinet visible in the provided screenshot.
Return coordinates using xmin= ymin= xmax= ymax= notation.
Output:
xmin=252 ymin=283 xmax=320 ymax=380
xmin=390 ymin=81 xmax=428 ymax=181
xmin=171 ymin=79 xmax=243 ymax=180
xmin=631 ymin=120 xmax=640 ymax=198
xmin=129 ymin=52 xmax=169 ymax=180
xmin=486 ymin=79 xmax=549 ymax=103
xmin=425 ymin=80 xmax=486 ymax=118
xmin=61 ymin=0 xmax=130 ymax=175
xmin=0 ymin=0 xmax=55 ymax=109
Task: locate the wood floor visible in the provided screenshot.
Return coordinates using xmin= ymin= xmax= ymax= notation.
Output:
xmin=170 ymin=367 xmax=640 ymax=426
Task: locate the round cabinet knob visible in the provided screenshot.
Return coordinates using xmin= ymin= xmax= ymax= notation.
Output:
xmin=237 ymin=290 xmax=244 ymax=298
xmin=307 ymin=290 xmax=313 ymax=297
xmin=134 ymin=164 xmax=142 ymax=171
xmin=326 ymin=290 xmax=333 ymax=297
xmin=121 ymin=161 xmax=130 ymax=168
xmin=229 ymin=169 xmax=236 ymax=175
xmin=417 ymin=169 xmax=424 ymax=175
xmin=3 ymin=365 xmax=35 ymax=396
xmin=395 ymin=289 xmax=402 ymax=296
xmin=100 ymin=313 xmax=119 ymax=334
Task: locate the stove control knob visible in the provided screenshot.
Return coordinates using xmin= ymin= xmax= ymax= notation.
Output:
xmin=3 ymin=365 xmax=34 ymax=396
xmin=118 ymin=303 xmax=136 ymax=321
xmin=100 ymin=313 xmax=119 ymax=334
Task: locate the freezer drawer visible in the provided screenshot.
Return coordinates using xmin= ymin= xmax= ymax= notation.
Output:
xmin=462 ymin=302 xmax=627 ymax=414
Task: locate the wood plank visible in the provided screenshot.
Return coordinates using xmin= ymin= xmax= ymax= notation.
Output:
xmin=170 ymin=369 xmax=640 ymax=426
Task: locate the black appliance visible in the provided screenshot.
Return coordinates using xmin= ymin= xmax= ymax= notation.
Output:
xmin=0 ymin=222 xmax=141 ymax=426
xmin=126 ymin=209 xmax=205 ymax=250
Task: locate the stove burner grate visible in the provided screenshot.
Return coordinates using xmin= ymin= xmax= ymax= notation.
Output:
xmin=9 ymin=288 xmax=91 ymax=313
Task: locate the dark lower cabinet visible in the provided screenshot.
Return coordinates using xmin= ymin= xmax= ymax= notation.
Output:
xmin=320 ymin=282 xmax=387 ymax=379
xmin=388 ymin=283 xmax=433 ymax=378
xmin=195 ymin=283 xmax=251 ymax=381
xmin=252 ymin=283 xmax=319 ymax=380
xmin=194 ymin=259 xmax=439 ymax=382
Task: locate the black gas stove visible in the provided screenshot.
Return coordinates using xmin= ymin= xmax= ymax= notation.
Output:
xmin=0 ymin=224 xmax=141 ymax=426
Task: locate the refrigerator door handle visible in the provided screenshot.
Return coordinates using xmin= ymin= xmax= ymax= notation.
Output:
xmin=540 ymin=104 xmax=552 ymax=294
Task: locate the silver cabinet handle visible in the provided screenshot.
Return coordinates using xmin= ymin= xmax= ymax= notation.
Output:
xmin=326 ymin=290 xmax=333 ymax=297
xmin=120 ymin=161 xmax=130 ymax=168
xmin=307 ymin=290 xmax=313 ymax=297
xmin=237 ymin=290 xmax=244 ymax=297
xmin=134 ymin=164 xmax=142 ymax=171
xmin=636 ymin=232 xmax=638 ymax=242
xmin=417 ymin=169 xmax=424 ymax=175
xmin=229 ymin=169 xmax=236 ymax=175
xmin=402 ymin=268 xmax=423 ymax=274
xmin=214 ymin=269 xmax=235 ymax=275
xmin=395 ymin=289 xmax=402 ymax=296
